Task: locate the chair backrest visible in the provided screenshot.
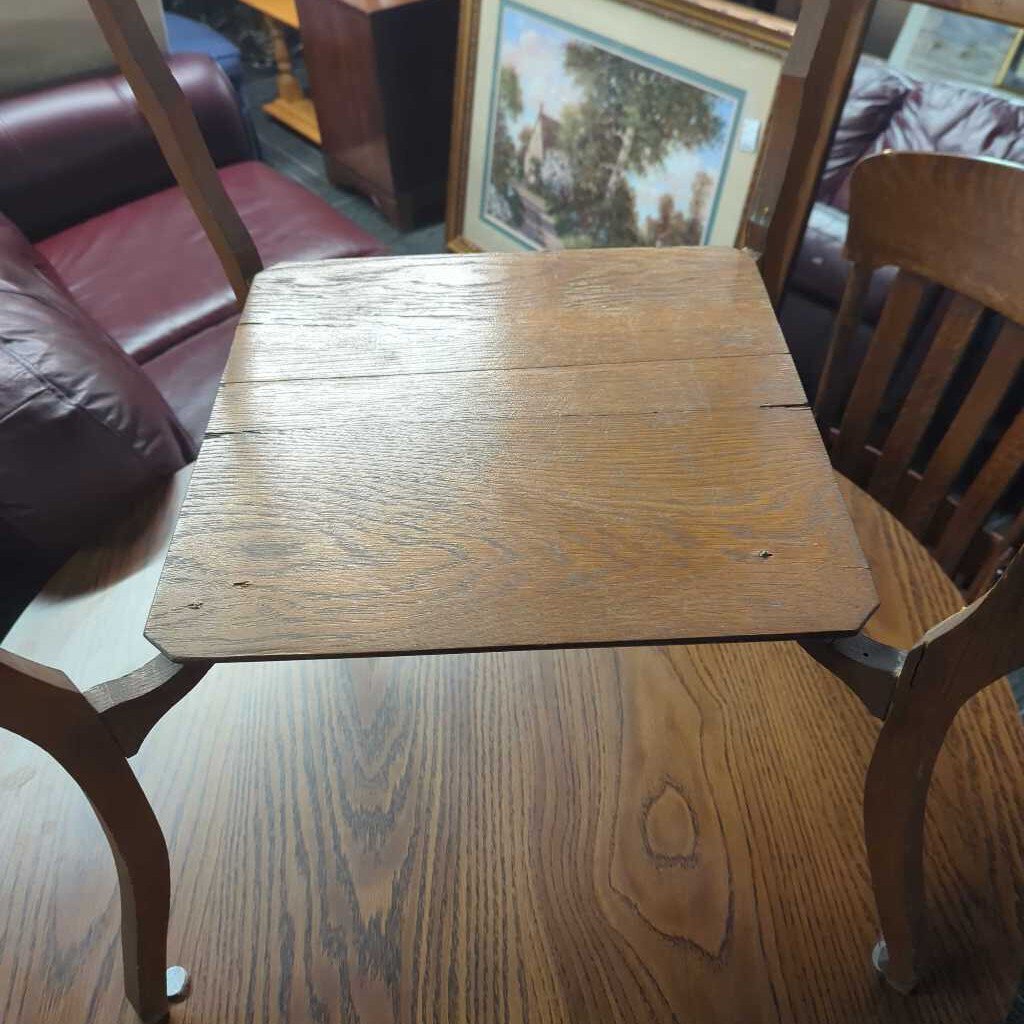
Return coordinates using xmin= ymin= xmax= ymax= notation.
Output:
xmin=746 ymin=0 xmax=1024 ymax=306
xmin=814 ymin=151 xmax=1024 ymax=598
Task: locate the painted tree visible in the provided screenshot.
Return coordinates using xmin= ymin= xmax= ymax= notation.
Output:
xmin=645 ymin=170 xmax=716 ymax=247
xmin=489 ymin=65 xmax=524 ymax=223
xmin=546 ymin=42 xmax=724 ymax=246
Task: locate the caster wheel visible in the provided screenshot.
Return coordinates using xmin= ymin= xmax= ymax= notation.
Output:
xmin=166 ymin=966 xmax=191 ymax=1002
xmin=872 ymin=939 xmax=917 ymax=994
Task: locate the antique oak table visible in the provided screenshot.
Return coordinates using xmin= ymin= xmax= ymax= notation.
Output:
xmin=145 ymin=247 xmax=878 ymax=663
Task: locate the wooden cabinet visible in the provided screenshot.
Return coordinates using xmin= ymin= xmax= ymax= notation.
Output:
xmin=296 ymin=0 xmax=459 ymax=229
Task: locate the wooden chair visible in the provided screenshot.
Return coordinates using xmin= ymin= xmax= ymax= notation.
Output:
xmin=797 ymin=150 xmax=1024 ymax=991
xmin=1 ymin=5 xmax=1022 ymax=1024
xmin=813 ymin=152 xmax=1024 ymax=597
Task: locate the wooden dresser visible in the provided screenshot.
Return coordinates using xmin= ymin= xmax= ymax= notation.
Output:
xmin=295 ymin=0 xmax=459 ymax=229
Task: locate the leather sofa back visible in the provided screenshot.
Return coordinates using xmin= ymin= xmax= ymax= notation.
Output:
xmin=0 ymin=53 xmax=251 ymax=241
xmin=819 ymin=57 xmax=1024 ymax=214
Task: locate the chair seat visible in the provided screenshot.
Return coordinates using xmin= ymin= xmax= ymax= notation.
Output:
xmin=834 ymin=474 xmax=962 ymax=647
xmin=37 ymin=161 xmax=386 ymax=364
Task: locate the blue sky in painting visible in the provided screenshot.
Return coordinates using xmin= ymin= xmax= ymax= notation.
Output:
xmin=495 ymin=3 xmax=738 ymax=224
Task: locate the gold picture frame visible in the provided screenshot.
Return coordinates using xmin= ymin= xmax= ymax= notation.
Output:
xmin=445 ymin=0 xmax=793 ymax=253
xmin=997 ymin=28 xmax=1024 ymax=95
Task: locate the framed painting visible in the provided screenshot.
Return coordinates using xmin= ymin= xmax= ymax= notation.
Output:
xmin=998 ymin=30 xmax=1024 ymax=96
xmin=446 ymin=0 xmax=793 ymax=253
xmin=891 ymin=6 xmax=1023 ymax=90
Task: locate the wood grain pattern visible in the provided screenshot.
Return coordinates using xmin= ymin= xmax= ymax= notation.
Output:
xmin=863 ymin=539 xmax=1024 ymax=990
xmin=830 ymin=271 xmax=928 ymax=478
xmin=845 ymin=152 xmax=1024 ymax=326
xmin=900 ymin=321 xmax=1024 ymax=540
xmin=226 ymin=249 xmax=792 ymax=384
xmin=207 ymin=355 xmax=807 ymax=432
xmin=0 ymin=651 xmax=174 ymax=1024
xmin=934 ymin=407 xmax=1024 ymax=574
xmin=149 ymin=248 xmax=875 ymax=661
xmin=4 ymin=480 xmax=1023 ymax=1024
xmin=867 ymin=294 xmax=982 ymax=507
xmin=148 ymin=413 xmax=873 ymax=659
xmin=299 ymin=0 xmax=458 ymax=229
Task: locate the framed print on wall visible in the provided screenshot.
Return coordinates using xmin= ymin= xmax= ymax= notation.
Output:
xmin=446 ymin=0 xmax=793 ymax=253
xmin=890 ymin=6 xmax=1023 ymax=91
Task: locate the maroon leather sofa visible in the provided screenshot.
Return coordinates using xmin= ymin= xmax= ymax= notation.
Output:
xmin=0 ymin=53 xmax=387 ymax=625
xmin=779 ymin=56 xmax=1024 ymax=395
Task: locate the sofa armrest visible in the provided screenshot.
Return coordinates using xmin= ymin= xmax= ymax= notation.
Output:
xmin=0 ymin=53 xmax=252 ymax=241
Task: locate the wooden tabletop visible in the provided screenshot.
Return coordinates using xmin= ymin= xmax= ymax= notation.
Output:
xmin=146 ymin=248 xmax=876 ymax=662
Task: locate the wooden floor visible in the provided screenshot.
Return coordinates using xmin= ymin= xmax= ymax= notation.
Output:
xmin=1 ymin=634 xmax=1023 ymax=1023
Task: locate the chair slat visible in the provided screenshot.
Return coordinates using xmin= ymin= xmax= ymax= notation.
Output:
xmin=934 ymin=407 xmax=1024 ymax=576
xmin=813 ymin=262 xmax=873 ymax=434
xmin=869 ymin=294 xmax=983 ymax=508
xmin=831 ymin=271 xmax=928 ymax=479
xmin=902 ymin=322 xmax=1024 ymax=539
xmin=966 ymin=505 xmax=1024 ymax=601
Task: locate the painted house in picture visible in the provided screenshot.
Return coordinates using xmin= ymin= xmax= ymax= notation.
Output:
xmin=517 ymin=105 xmax=572 ymax=245
xmin=484 ymin=1 xmax=741 ymax=251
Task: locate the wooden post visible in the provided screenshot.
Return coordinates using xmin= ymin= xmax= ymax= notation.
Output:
xmin=86 ymin=0 xmax=263 ymax=303
xmin=741 ymin=0 xmax=876 ymax=306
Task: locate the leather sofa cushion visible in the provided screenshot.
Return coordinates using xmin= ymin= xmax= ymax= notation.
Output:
xmin=830 ymin=72 xmax=1024 ymax=213
xmin=818 ymin=57 xmax=913 ymax=207
xmin=39 ymin=161 xmax=388 ymax=363
xmin=0 ymin=215 xmax=195 ymax=560
xmin=143 ymin=316 xmax=238 ymax=445
xmin=790 ymin=203 xmax=897 ymax=324
xmin=0 ymin=54 xmax=251 ymax=242
xmin=876 ymin=78 xmax=1024 ymax=162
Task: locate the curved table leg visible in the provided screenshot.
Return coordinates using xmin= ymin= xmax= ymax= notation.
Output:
xmin=0 ymin=652 xmax=187 ymax=1023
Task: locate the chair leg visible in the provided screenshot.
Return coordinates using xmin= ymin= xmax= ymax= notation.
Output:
xmin=70 ymin=732 xmax=179 ymax=1022
xmin=0 ymin=656 xmax=185 ymax=1023
xmin=863 ymin=687 xmax=958 ymax=993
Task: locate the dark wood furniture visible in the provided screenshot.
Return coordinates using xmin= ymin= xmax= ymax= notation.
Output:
xmin=5 ymin=476 xmax=1024 ymax=1024
xmin=295 ymin=0 xmax=459 ymax=230
xmin=814 ymin=151 xmax=1024 ymax=598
